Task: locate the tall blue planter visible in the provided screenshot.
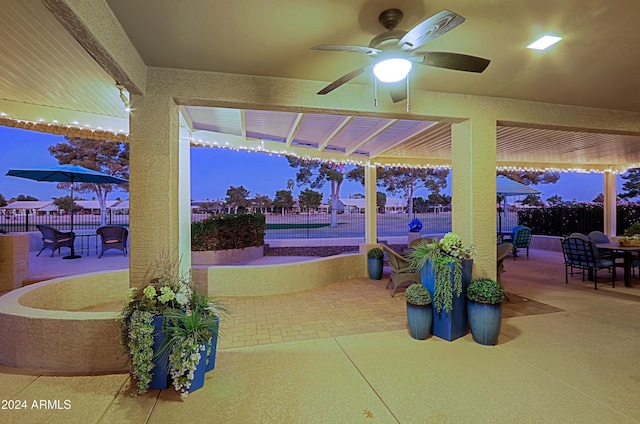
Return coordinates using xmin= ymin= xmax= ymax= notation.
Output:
xmin=367 ymin=257 xmax=383 ymax=280
xmin=149 ymin=316 xmax=171 ymax=390
xmin=206 ymin=317 xmax=220 ymax=372
xmin=189 ymin=345 xmax=208 ymax=393
xmin=406 ymin=303 xmax=432 ymax=340
xmin=420 ymin=258 xmax=473 ymax=341
xmin=467 ymin=301 xmax=502 ymax=346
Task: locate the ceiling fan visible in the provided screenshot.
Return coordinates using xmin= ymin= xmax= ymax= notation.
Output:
xmin=311 ymin=8 xmax=490 ymax=103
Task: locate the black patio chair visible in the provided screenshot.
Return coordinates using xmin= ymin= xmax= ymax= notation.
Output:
xmin=36 ymin=224 xmax=75 ymax=257
xmin=97 ymin=226 xmax=129 ymax=257
xmin=561 ymin=234 xmax=616 ymax=289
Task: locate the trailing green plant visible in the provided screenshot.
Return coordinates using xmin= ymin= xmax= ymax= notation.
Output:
xmin=466 ymin=278 xmax=505 ymax=304
xmin=408 ymin=232 xmax=475 ymax=314
xmin=404 ymin=283 xmax=431 ymax=306
xmin=367 ymin=247 xmax=383 ymax=259
xmin=191 ymin=213 xmax=266 ymax=251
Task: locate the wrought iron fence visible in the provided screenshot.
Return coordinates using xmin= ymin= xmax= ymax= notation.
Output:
xmin=5 ymin=204 xmax=639 ymax=239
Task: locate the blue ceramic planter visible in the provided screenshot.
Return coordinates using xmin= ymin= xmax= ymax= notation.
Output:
xmin=206 ymin=318 xmax=220 ymax=372
xmin=189 ymin=345 xmax=208 ymax=393
xmin=467 ymin=301 xmax=502 ymax=346
xmin=149 ymin=316 xmax=170 ymax=390
xmin=406 ymin=302 xmax=432 ymax=340
xmin=367 ymin=257 xmax=383 ymax=280
xmin=420 ymin=258 xmax=473 ymax=341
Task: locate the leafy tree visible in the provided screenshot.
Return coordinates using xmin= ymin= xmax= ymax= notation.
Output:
xmin=48 ymin=137 xmax=128 ymax=226
xmin=348 ymin=166 xmax=449 ymax=220
xmin=350 ymin=193 xmax=365 ymax=199
xmin=0 ymin=193 xmax=7 ymax=207
xmin=497 ymin=170 xmax=560 ymax=186
xmin=376 ymin=191 xmax=386 ymax=213
xmin=427 ymin=192 xmax=451 ymax=206
xmin=521 ymin=194 xmax=543 ymax=206
xmin=288 ymin=157 xmax=349 ymax=227
xmin=225 ymin=185 xmax=250 ymax=213
xmin=298 ymin=189 xmax=323 ymax=212
xmin=273 ymin=189 xmax=293 ymax=215
xmin=619 ymin=168 xmax=640 ymax=200
xmin=546 ymin=195 xmax=564 ymax=205
xmin=53 ymin=196 xmax=82 ymax=213
xmin=15 ymin=194 xmax=39 ymax=201
xmin=252 ymin=194 xmax=272 ymax=213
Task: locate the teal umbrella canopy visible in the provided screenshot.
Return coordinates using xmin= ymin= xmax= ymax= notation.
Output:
xmin=5 ymin=164 xmax=128 ymax=259
xmin=496 ymin=176 xmax=541 ymax=196
xmin=6 ymin=164 xmax=127 ymax=185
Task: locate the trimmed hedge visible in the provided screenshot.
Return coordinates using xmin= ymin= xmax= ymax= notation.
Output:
xmin=192 ymin=213 xmax=266 ymax=251
xmin=517 ymin=203 xmax=640 ymax=236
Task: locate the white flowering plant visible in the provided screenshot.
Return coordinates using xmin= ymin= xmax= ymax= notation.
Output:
xmin=119 ymin=257 xmax=227 ymax=397
xmin=408 ymin=232 xmax=476 ymax=313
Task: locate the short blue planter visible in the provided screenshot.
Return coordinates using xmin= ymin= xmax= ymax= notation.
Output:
xmin=206 ymin=318 xmax=220 ymax=372
xmin=149 ymin=316 xmax=170 ymax=390
xmin=421 ymin=258 xmax=473 ymax=341
xmin=367 ymin=257 xmax=383 ymax=280
xmin=406 ymin=303 xmax=432 ymax=340
xmin=467 ymin=301 xmax=503 ymax=346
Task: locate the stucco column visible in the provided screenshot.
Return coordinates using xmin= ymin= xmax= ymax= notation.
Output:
xmin=603 ymin=171 xmax=617 ymax=237
xmin=451 ymin=117 xmax=497 ymax=279
xmin=128 ymin=93 xmax=191 ymax=287
xmin=364 ymin=163 xmax=377 ymax=244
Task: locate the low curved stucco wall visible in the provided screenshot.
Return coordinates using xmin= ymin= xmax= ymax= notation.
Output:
xmin=0 ymin=270 xmax=130 ymax=374
xmin=192 ymin=245 xmax=264 ymax=265
xmin=193 ymin=253 xmax=367 ymax=296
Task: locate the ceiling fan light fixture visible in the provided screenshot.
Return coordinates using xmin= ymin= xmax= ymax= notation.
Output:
xmin=373 ymin=58 xmax=412 ymax=83
xmin=527 ymin=35 xmax=562 ymax=50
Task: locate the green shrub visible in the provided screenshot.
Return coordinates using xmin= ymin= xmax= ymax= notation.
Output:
xmin=405 ymin=283 xmax=432 ymax=306
xmin=191 ymin=213 xmax=265 ymax=251
xmin=466 ymin=278 xmax=504 ymax=304
xmin=367 ymin=247 xmax=383 ymax=259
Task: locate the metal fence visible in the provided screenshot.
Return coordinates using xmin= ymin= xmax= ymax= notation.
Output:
xmin=4 ymin=205 xmax=634 ymax=239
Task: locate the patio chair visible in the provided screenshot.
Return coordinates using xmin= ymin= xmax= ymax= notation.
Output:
xmin=380 ymin=244 xmax=420 ymax=297
xmin=496 ymin=243 xmax=513 ymax=301
xmin=587 ymin=230 xmax=625 ymax=261
xmin=35 ymin=224 xmax=75 ymax=257
xmin=97 ymin=226 xmax=129 ymax=257
xmin=561 ymin=233 xmax=615 ymax=289
xmin=503 ymin=225 xmax=532 ymax=260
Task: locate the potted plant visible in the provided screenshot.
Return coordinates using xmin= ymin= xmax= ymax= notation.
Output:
xmin=119 ymin=256 xmax=227 ymax=397
xmin=404 ymin=283 xmax=432 ymax=340
xmin=408 ymin=232 xmax=476 ymax=341
xmin=367 ymin=247 xmax=384 ymax=280
xmin=161 ymin=292 xmax=226 ymax=397
xmin=619 ymin=223 xmax=640 ymax=246
xmin=466 ymin=277 xmax=505 ymax=346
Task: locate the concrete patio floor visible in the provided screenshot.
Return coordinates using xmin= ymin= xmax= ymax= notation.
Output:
xmin=2 ymin=248 xmax=640 ymax=423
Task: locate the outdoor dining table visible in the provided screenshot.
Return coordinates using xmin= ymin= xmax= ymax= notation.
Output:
xmin=74 ymin=230 xmax=99 ymax=256
xmin=596 ymin=242 xmax=640 ymax=287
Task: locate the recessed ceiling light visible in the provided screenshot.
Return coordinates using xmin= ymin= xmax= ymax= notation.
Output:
xmin=527 ymin=35 xmax=562 ymax=50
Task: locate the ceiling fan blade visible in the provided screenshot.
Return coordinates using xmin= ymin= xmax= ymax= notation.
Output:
xmin=387 ymin=80 xmax=407 ymax=103
xmin=398 ymin=10 xmax=466 ymax=51
xmin=311 ymin=44 xmax=382 ymax=56
xmin=416 ymin=51 xmax=490 ymax=73
xmin=317 ymin=66 xmax=372 ymax=95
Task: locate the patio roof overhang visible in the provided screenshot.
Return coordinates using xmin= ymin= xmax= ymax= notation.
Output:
xmin=1 ymin=1 xmax=640 ymax=173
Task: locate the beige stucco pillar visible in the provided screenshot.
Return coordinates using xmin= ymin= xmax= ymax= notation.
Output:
xmin=364 ymin=163 xmax=377 ymax=244
xmin=128 ymin=93 xmax=191 ymax=287
xmin=451 ymin=117 xmax=497 ymax=279
xmin=603 ymin=171 xmax=617 ymax=237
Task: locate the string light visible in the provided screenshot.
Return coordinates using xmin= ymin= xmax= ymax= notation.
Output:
xmin=0 ymin=113 xmax=128 ymax=142
xmin=187 ymin=136 xmax=634 ymax=173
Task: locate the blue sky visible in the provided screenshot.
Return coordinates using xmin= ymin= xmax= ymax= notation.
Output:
xmin=0 ymin=125 xmax=621 ymax=203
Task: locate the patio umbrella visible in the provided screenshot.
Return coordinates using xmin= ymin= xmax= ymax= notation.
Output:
xmin=496 ymin=176 xmax=541 ymax=233
xmin=5 ymin=164 xmax=128 ymax=259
